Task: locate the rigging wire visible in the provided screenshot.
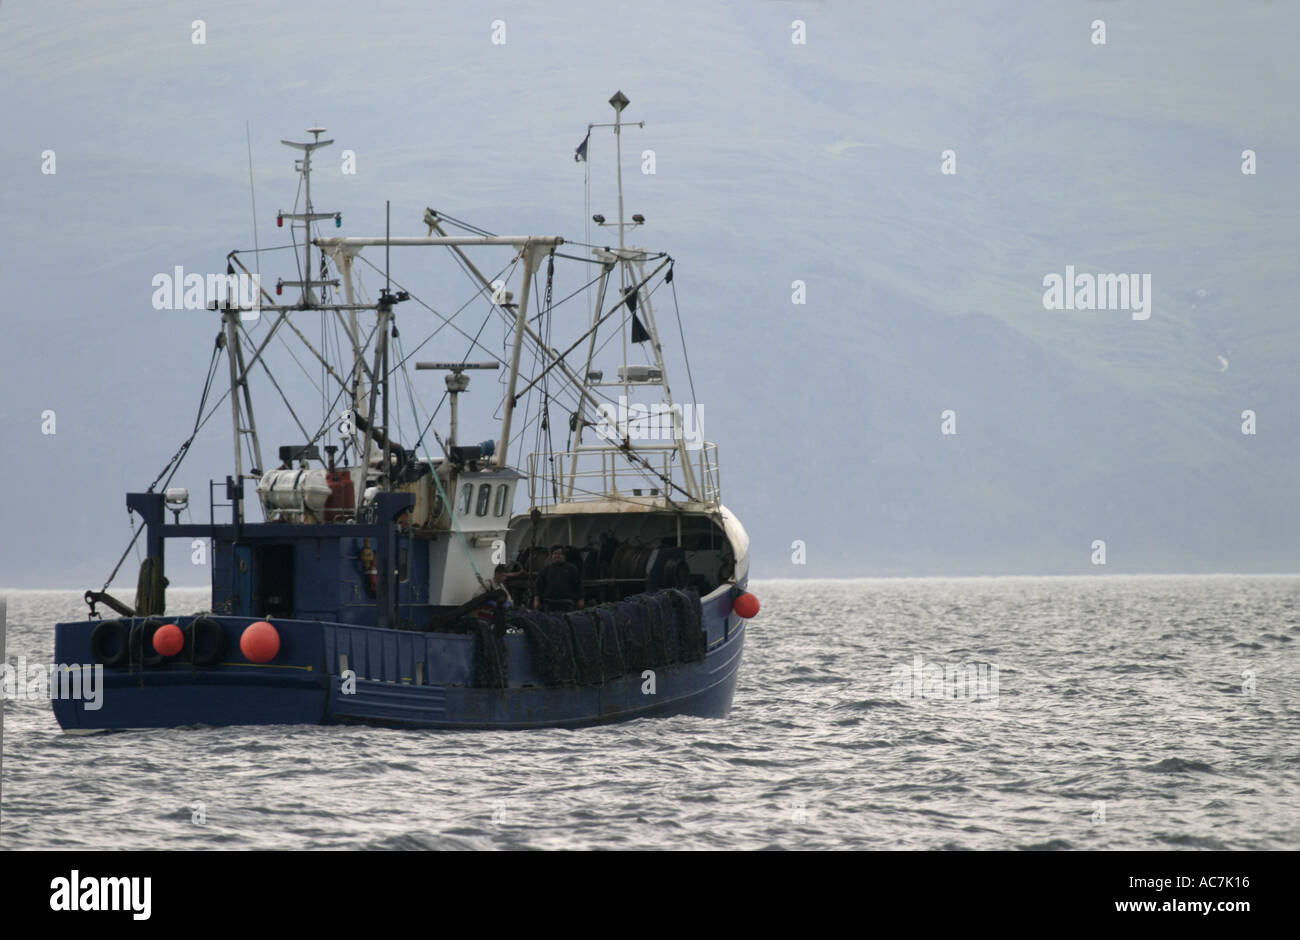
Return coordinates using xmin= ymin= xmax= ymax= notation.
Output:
xmin=99 ymin=213 xmax=695 ymax=595
xmin=390 ymin=249 xmax=529 ymax=460
xmin=237 ymin=323 xmax=312 ymax=442
xmin=427 ymin=210 xmax=496 ymax=238
xmin=529 ymin=268 xmax=606 ymax=323
xmin=372 ymin=250 xmax=684 ymax=506
xmin=669 ymin=268 xmax=699 ymax=412
xmin=244 ymin=121 xmax=260 ymax=280
xmin=99 ymin=338 xmax=224 ymax=592
xmin=287 ymin=171 xmax=305 ymax=286
xmin=354 ymin=251 xmax=514 ymax=366
xmin=392 ymin=332 xmax=489 ymax=591
xmin=229 ymin=244 xmax=298 ymax=256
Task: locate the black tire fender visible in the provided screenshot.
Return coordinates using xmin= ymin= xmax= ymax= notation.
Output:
xmin=185 ymin=617 xmax=226 ymax=667
xmin=89 ymin=619 xmax=129 ymax=667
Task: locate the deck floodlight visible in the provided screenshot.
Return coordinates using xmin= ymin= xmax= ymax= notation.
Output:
xmin=592 ymin=214 xmax=605 ymax=224
xmin=632 ymin=214 xmax=644 ymax=223
xmin=164 ymin=487 xmax=189 ymax=523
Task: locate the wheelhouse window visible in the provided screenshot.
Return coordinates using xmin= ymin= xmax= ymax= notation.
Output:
xmin=457 ymin=483 xmax=473 ymax=516
xmin=493 ymin=483 xmax=510 ymax=517
xmin=475 ymin=483 xmax=491 ymax=516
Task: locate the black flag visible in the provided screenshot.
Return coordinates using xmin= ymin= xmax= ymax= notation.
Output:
xmin=574 ymin=131 xmax=590 ymax=163
xmin=624 ymin=287 xmax=649 ymax=343
xmin=631 ymin=313 xmax=650 ymax=344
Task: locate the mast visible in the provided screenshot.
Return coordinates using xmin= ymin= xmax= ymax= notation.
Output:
xmin=275 ymin=129 xmax=363 ymax=494
xmin=219 ymin=288 xmax=265 ymax=522
xmin=576 ymin=93 xmax=702 ymax=500
xmin=497 ymin=242 xmax=540 ymax=468
xmin=611 ymin=92 xmax=631 ymax=411
xmin=222 ymin=311 xmax=250 ymax=521
xmin=278 ymin=127 xmax=338 ymax=306
xmin=333 ymin=248 xmax=367 ymax=464
xmin=612 ymin=90 xmax=628 ymax=255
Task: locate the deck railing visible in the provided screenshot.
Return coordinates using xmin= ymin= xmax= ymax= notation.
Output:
xmin=527 ymin=442 xmax=720 ymax=508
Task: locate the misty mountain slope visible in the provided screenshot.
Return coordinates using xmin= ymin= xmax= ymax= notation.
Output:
xmin=1 ymin=1 xmax=1296 ymax=585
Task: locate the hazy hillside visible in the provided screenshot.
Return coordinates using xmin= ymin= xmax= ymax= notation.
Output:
xmin=1 ymin=0 xmax=1296 ymax=586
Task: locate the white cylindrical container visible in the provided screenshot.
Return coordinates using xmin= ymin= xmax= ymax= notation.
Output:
xmin=258 ymin=468 xmax=333 ymax=516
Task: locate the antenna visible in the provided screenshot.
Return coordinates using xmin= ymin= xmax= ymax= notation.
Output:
xmin=415 ymin=362 xmax=500 ymax=449
xmin=377 ymin=201 xmax=406 ymax=307
xmin=610 ymin=90 xmax=629 ymax=254
xmin=245 ymin=121 xmax=260 ymax=279
xmin=277 ymin=127 xmax=341 ymax=305
xmin=586 ymin=92 xmax=646 ymax=251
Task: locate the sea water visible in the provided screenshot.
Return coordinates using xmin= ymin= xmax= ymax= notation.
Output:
xmin=2 ymin=576 xmax=1296 ymax=850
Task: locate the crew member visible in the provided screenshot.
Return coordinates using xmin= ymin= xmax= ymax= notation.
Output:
xmin=534 ymin=545 xmax=584 ymax=612
xmin=479 ymin=565 xmax=515 ymax=615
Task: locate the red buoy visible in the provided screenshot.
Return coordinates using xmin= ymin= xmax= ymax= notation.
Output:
xmin=153 ymin=623 xmax=184 ymax=656
xmin=240 ymin=620 xmax=280 ymax=663
xmin=732 ymin=591 xmax=760 ymax=619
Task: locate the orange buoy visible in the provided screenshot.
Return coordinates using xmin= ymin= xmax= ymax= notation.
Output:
xmin=240 ymin=620 xmax=280 ymax=663
xmin=732 ymin=591 xmax=760 ymax=619
xmin=153 ymin=623 xmax=184 ymax=656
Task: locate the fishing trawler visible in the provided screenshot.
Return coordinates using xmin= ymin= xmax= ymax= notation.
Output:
xmin=52 ymin=93 xmax=755 ymax=730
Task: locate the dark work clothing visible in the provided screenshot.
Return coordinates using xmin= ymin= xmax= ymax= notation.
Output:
xmin=537 ymin=560 xmax=583 ymax=607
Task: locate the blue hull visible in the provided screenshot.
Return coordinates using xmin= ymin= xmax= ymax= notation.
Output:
xmin=51 ymin=588 xmax=745 ymax=731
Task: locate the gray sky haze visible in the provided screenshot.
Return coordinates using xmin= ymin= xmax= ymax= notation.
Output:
xmin=2 ymin=1 xmax=1297 ymax=587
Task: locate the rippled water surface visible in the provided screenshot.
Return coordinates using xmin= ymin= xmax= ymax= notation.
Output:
xmin=3 ymin=576 xmax=1298 ymax=850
